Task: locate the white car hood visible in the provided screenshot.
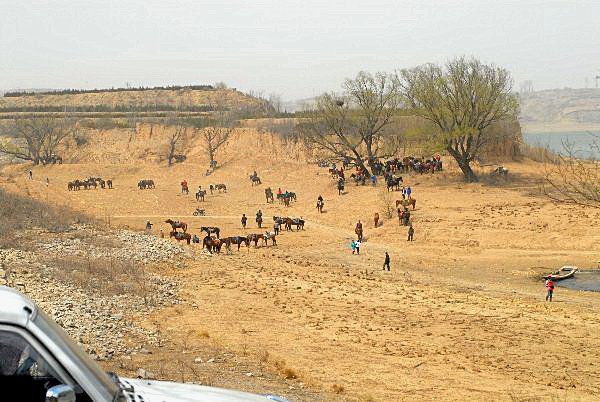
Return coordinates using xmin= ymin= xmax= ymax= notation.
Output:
xmin=121 ymin=378 xmax=284 ymax=402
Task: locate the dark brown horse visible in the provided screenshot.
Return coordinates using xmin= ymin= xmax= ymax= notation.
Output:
xmin=316 ymin=199 xmax=324 ymax=213
xmin=265 ymin=187 xmax=274 ymax=203
xmin=165 ymin=219 xmax=188 ymax=232
xmin=247 ymin=233 xmax=263 ymax=247
xmin=223 ymin=236 xmax=249 ymax=251
xmin=169 ymin=231 xmax=191 ymax=244
xmin=203 ymin=236 xmax=223 ymax=253
xmin=200 ymin=226 xmax=220 ymax=238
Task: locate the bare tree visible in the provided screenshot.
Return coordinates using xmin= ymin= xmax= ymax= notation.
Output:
xmin=543 ymin=136 xmax=600 ymax=208
xmin=0 ymin=118 xmax=77 ymax=164
xmin=201 ymin=111 xmax=235 ymax=169
xmin=166 ymin=125 xmax=188 ymax=166
xmin=398 ymin=57 xmax=519 ymax=182
xmin=300 ymin=71 xmax=402 ymax=176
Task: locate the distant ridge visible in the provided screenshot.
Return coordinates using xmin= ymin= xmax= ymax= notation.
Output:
xmin=519 ymin=88 xmax=600 ymax=130
xmin=4 ymin=84 xmax=214 ymax=98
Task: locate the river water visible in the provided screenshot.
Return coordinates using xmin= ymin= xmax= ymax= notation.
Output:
xmin=556 ymin=270 xmax=600 ymax=292
xmin=523 ymin=131 xmax=599 ymax=159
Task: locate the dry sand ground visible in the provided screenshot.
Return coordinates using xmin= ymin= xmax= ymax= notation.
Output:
xmin=2 ymin=131 xmax=600 ymax=401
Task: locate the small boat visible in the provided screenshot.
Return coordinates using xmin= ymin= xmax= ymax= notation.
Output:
xmin=545 ymin=266 xmax=578 ymax=281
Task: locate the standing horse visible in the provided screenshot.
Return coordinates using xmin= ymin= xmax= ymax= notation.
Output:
xmin=247 ymin=233 xmax=263 ymax=247
xmin=386 ymin=177 xmax=402 ymax=192
xmin=165 ymin=219 xmax=188 ymax=233
xmin=316 ymin=199 xmax=324 ymax=213
xmin=226 ymin=236 xmax=249 ymax=251
xmin=262 ymin=232 xmax=277 ymax=246
xmin=200 ymin=226 xmax=220 ymax=238
xmin=203 ymin=236 xmax=223 ymax=253
xmin=250 ymin=175 xmax=262 ymax=186
xmin=196 ymin=190 xmax=207 ymax=202
xmin=265 ymin=188 xmax=274 ymax=203
xmin=337 ymin=179 xmax=345 ymax=195
xmin=355 ymin=222 xmax=363 ymax=241
xmin=170 ymin=231 xmax=191 ymax=244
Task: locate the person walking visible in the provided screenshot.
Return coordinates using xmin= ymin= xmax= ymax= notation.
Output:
xmin=256 ymin=210 xmax=263 ymax=228
xmin=351 ymin=240 xmax=356 ymax=255
xmin=383 ymin=252 xmax=390 ymax=271
xmin=355 ymin=239 xmax=361 ymax=255
xmin=28 ymin=170 xmax=33 ymax=180
xmin=241 ymin=214 xmax=247 ymax=229
xmin=274 ymin=221 xmax=281 ymax=235
xmin=545 ymin=278 xmax=555 ymax=302
xmin=407 ymin=225 xmax=414 ymax=242
xmin=406 ymin=185 xmax=412 ymax=199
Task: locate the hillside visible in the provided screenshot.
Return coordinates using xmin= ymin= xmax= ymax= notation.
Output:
xmin=0 ymin=87 xmax=267 ymax=114
xmin=1 ymin=127 xmax=599 ymax=400
xmin=519 ymin=88 xmax=600 ymax=132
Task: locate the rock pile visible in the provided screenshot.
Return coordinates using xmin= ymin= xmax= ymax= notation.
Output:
xmin=0 ymin=226 xmax=186 ymax=360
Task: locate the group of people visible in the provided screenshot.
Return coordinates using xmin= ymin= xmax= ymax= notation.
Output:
xmin=241 ymin=210 xmax=264 ymax=229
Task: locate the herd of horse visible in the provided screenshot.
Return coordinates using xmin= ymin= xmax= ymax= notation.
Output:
xmin=164 ymin=215 xmax=304 ymax=254
xmin=138 ymin=179 xmax=156 ymax=189
xmin=194 ymin=184 xmax=227 ymax=201
xmin=264 ymin=187 xmax=297 ymax=206
xmin=68 ymin=177 xmax=112 ymax=190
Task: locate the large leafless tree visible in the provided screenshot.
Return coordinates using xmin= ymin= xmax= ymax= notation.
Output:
xmin=397 ymin=57 xmax=519 ymax=182
xmin=300 ymin=71 xmax=402 ymax=176
xmin=201 ymin=109 xmax=235 ymax=169
xmin=166 ymin=125 xmax=188 ymax=166
xmin=543 ymin=136 xmax=600 ymax=208
xmin=0 ymin=118 xmax=77 ymax=164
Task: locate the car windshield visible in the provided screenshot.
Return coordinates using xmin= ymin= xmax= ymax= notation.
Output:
xmin=32 ymin=309 xmax=119 ymax=399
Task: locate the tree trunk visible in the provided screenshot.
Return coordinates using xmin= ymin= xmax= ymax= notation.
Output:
xmin=447 ymin=145 xmax=478 ymax=182
xmin=209 ymin=147 xmax=215 ymax=168
xmin=456 ymin=157 xmax=478 ymax=182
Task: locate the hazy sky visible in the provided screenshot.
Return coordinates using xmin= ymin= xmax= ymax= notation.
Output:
xmin=1 ymin=0 xmax=600 ymax=100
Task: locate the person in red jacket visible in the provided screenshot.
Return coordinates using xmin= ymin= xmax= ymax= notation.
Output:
xmin=545 ymin=278 xmax=555 ymax=302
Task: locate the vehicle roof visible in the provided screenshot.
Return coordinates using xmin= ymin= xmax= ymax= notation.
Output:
xmin=0 ymin=286 xmax=37 ymax=327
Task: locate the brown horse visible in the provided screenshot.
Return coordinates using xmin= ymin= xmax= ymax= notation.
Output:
xmin=169 ymin=231 xmax=191 ymax=244
xmin=265 ymin=187 xmax=274 ymax=203
xmin=223 ymin=236 xmax=249 ymax=251
xmin=203 ymin=236 xmax=223 ymax=253
xmin=396 ymin=197 xmax=416 ymax=210
xmin=262 ymin=232 xmax=277 ymax=246
xmin=355 ymin=221 xmax=363 ymax=241
xmin=247 ymin=233 xmax=263 ymax=247
xmin=316 ymin=199 xmax=324 ymax=213
xmin=200 ymin=226 xmax=220 ymax=238
xmin=165 ymin=219 xmax=188 ymax=232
